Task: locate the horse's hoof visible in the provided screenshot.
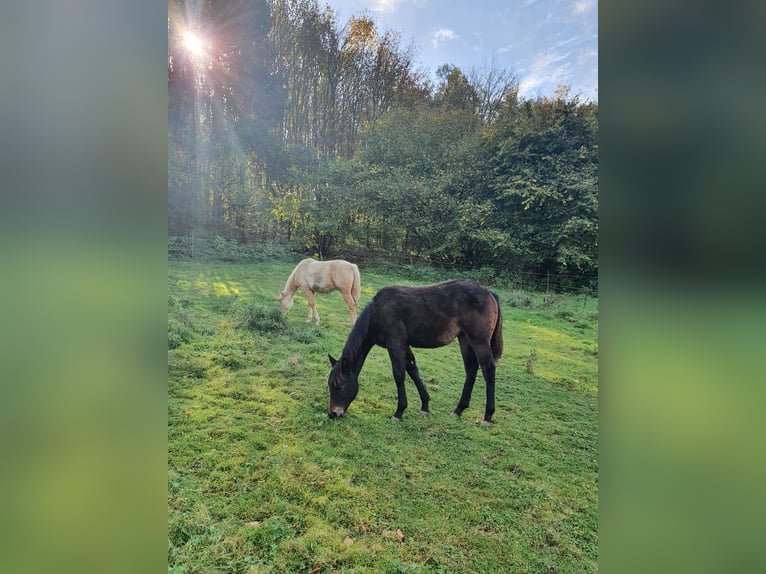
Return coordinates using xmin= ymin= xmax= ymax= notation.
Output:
xmin=420 ymin=410 xmax=429 ymax=415
xmin=450 ymin=411 xmax=460 ymax=417
xmin=480 ymin=419 xmax=492 ymax=427
xmin=390 ymin=416 xmax=402 ymax=422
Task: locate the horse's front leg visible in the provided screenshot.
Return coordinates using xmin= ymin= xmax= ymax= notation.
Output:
xmin=303 ymin=289 xmax=319 ymax=324
xmin=387 ymin=348 xmax=408 ymax=421
xmin=405 ymin=348 xmax=430 ymax=414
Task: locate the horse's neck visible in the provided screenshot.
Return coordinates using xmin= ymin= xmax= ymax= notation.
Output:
xmin=344 ymin=340 xmax=373 ymax=374
xmin=283 ymin=272 xmax=299 ymax=296
xmin=342 ymin=310 xmax=374 ymax=373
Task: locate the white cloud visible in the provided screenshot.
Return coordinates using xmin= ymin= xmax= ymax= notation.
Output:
xmin=432 ymin=28 xmax=457 ymax=48
xmin=364 ymin=0 xmax=429 ymax=14
xmin=574 ymin=0 xmax=595 ymax=14
xmin=368 ymin=0 xmax=404 ymax=13
xmin=553 ymin=36 xmax=580 ymax=49
xmin=578 ymin=48 xmax=598 ymax=65
xmin=518 ymin=50 xmax=573 ymax=99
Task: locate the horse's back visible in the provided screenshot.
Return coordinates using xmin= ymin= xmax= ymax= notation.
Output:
xmin=304 ymin=259 xmax=357 ymax=293
xmin=372 ymin=280 xmax=498 ymax=348
xmin=376 ymin=280 xmax=493 ymax=312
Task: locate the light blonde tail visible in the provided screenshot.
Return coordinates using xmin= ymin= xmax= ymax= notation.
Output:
xmin=351 ymin=264 xmax=361 ymax=302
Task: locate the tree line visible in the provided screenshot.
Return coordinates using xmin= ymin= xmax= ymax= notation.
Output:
xmin=168 ymin=0 xmax=598 ymax=289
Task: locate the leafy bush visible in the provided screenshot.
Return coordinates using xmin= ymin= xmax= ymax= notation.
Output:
xmin=241 ymin=305 xmax=286 ymax=332
xmin=168 ymin=319 xmax=193 ymax=349
xmin=555 ymin=309 xmax=575 ymax=321
xmin=211 ymin=347 xmax=246 ymax=370
xmin=167 ymin=330 xmax=183 ymax=350
xmin=507 ymin=295 xmax=533 ymax=308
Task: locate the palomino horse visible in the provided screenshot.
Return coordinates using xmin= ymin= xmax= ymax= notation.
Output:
xmin=327 ymin=280 xmax=503 ymax=425
xmin=278 ymin=258 xmax=361 ymax=325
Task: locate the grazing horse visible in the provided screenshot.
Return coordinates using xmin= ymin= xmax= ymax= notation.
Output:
xmin=279 ymin=258 xmax=361 ymax=325
xmin=327 ymin=280 xmax=503 ymax=425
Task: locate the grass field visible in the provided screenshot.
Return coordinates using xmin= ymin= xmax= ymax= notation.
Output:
xmin=168 ymin=258 xmax=598 ymax=573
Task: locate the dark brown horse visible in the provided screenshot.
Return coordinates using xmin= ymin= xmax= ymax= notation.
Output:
xmin=327 ymin=280 xmax=503 ymax=425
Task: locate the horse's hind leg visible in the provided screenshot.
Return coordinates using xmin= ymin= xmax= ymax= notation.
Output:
xmin=452 ymin=334 xmax=479 ymax=418
xmin=476 ymin=346 xmax=496 ymax=425
xmin=339 ymin=288 xmax=357 ymax=324
xmin=405 ymin=348 xmax=430 ymax=414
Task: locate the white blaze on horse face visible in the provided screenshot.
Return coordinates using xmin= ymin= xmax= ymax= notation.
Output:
xmin=329 ymin=404 xmax=345 ymax=417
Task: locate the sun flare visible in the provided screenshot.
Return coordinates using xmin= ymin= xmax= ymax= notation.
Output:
xmin=183 ymin=31 xmax=204 ymax=57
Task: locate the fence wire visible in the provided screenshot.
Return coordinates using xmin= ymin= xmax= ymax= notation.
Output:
xmin=168 ymin=236 xmax=598 ymax=294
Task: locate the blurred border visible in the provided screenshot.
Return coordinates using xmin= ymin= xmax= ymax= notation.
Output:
xmin=2 ymin=1 xmax=765 ymax=572
xmin=0 ymin=2 xmax=168 ymax=573
xmin=601 ymin=0 xmax=766 ymax=572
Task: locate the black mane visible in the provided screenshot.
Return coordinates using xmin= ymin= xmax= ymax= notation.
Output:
xmin=327 ymin=279 xmax=503 ymax=423
xmin=341 ymin=298 xmax=374 ymax=364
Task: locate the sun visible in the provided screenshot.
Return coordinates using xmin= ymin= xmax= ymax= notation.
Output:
xmin=183 ymin=31 xmax=204 ymax=57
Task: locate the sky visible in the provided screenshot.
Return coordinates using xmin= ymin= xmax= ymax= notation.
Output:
xmin=323 ymin=0 xmax=598 ymax=102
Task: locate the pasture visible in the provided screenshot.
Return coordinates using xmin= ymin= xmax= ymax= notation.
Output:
xmin=168 ymin=258 xmax=598 ymax=573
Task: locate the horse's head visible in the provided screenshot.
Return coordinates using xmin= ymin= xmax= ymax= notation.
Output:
xmin=278 ymin=290 xmax=293 ymax=312
xmin=327 ymin=354 xmax=359 ymax=418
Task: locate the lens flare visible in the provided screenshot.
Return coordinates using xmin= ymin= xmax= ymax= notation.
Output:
xmin=182 ymin=31 xmax=204 ymax=57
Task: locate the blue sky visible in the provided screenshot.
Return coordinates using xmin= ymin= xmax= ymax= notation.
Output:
xmin=323 ymin=0 xmax=598 ymax=101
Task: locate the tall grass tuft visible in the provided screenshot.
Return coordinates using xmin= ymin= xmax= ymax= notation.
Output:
xmin=241 ymin=305 xmax=286 ymax=333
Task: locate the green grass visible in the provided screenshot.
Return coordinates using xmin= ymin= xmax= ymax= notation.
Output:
xmin=168 ymin=260 xmax=598 ymax=573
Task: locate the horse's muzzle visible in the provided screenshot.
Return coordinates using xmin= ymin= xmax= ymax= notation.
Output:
xmin=328 ymin=406 xmax=345 ymax=418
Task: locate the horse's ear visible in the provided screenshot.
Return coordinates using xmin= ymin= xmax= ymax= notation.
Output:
xmin=340 ymin=357 xmax=350 ymax=375
xmin=328 ymin=354 xmax=337 ymax=366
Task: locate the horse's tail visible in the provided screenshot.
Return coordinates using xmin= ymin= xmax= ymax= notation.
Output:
xmin=351 ymin=264 xmax=361 ymax=302
xmin=490 ymin=291 xmax=503 ymax=361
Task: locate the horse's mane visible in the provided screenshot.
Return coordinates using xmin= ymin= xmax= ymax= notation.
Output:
xmin=283 ymin=267 xmax=296 ymax=292
xmin=342 ymin=298 xmax=374 ymax=362
xmin=283 ymin=259 xmax=305 ymax=293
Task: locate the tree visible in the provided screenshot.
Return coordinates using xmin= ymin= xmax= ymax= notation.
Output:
xmin=434 ymin=64 xmax=479 ymax=112
xmin=485 ymin=86 xmax=598 ymax=282
xmin=168 ymin=0 xmax=286 ymax=239
xmin=353 ymin=103 xmax=485 ymax=262
xmin=167 ymin=2 xmax=598 ymax=290
xmin=468 ymin=56 xmax=519 ymax=126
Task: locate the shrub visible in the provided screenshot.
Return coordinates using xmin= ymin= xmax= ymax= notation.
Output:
xmin=555 ymin=309 xmax=575 ymax=321
xmin=168 ymin=322 xmax=193 ymax=349
xmin=242 ymin=305 xmax=286 ymax=333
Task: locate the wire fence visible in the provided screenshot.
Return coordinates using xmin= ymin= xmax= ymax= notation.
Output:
xmin=168 ymin=235 xmax=598 ymax=295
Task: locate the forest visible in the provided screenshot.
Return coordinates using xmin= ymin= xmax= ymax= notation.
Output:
xmin=168 ymin=0 xmax=598 ymax=290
